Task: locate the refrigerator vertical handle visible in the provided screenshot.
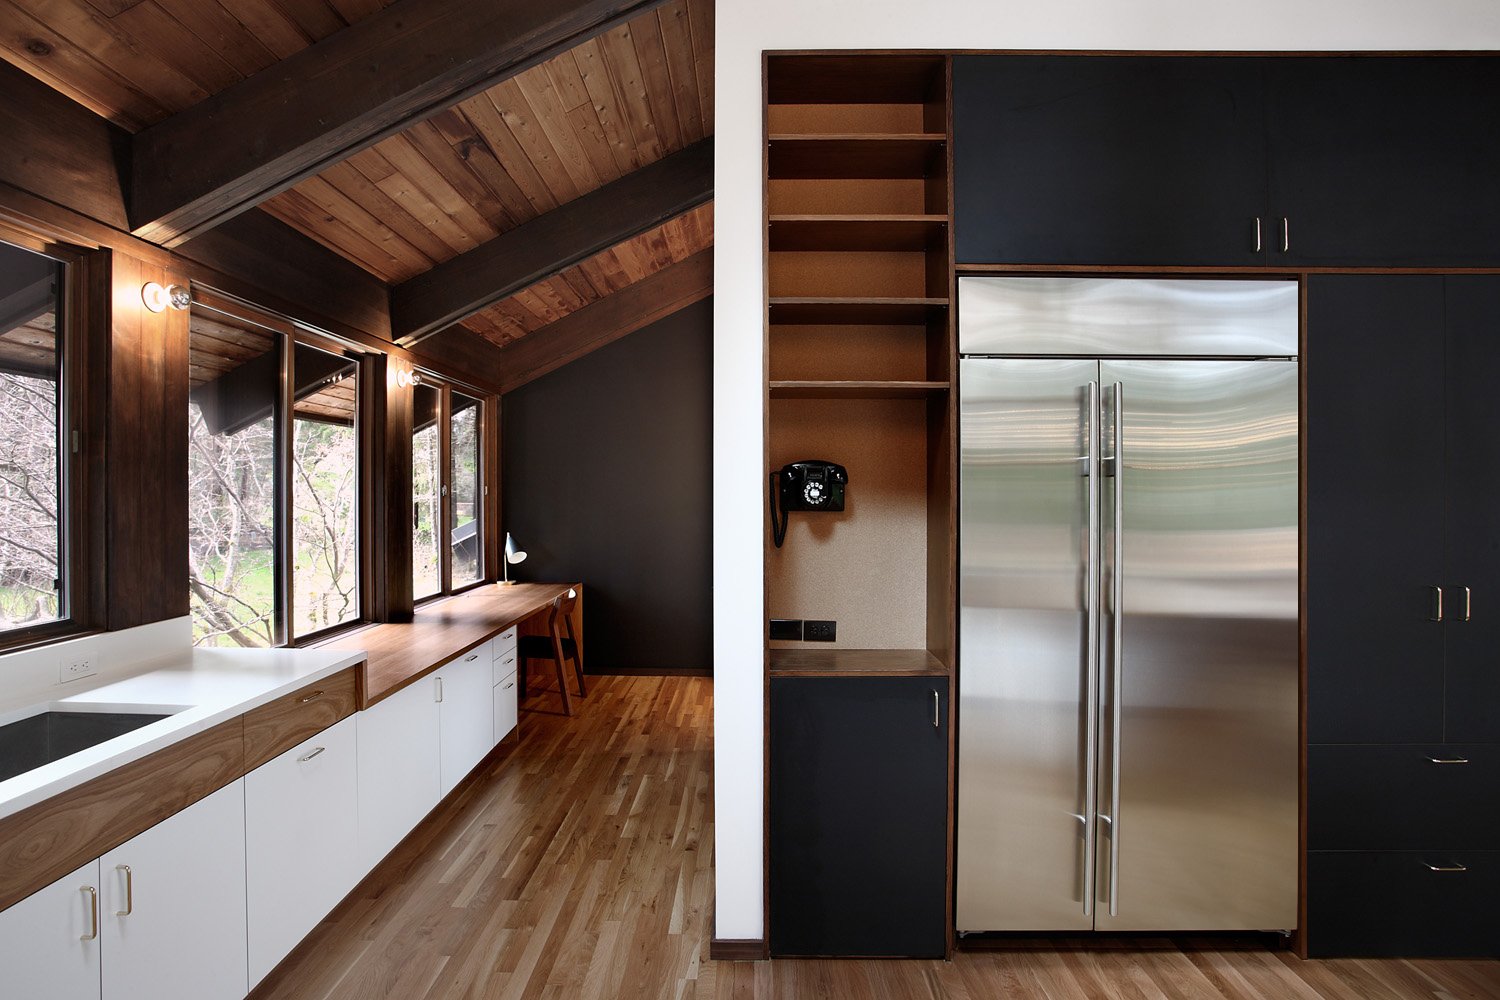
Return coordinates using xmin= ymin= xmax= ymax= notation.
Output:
xmin=1106 ymin=381 xmax=1125 ymax=918
xmin=1082 ymin=380 xmax=1101 ymax=918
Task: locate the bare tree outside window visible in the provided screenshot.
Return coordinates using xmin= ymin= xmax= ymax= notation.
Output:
xmin=291 ymin=343 xmax=359 ymax=639
xmin=450 ymin=392 xmax=483 ymax=587
xmin=0 ymin=241 xmax=64 ymax=633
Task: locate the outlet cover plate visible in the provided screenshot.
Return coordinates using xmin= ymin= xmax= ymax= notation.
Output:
xmin=804 ymin=620 xmax=837 ymax=642
xmin=60 ymin=659 xmax=96 ymax=683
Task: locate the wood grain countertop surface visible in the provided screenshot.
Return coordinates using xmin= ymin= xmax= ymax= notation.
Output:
xmin=322 ymin=582 xmax=577 ymax=708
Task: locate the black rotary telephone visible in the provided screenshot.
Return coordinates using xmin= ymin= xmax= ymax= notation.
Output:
xmin=769 ymin=460 xmax=848 ymax=548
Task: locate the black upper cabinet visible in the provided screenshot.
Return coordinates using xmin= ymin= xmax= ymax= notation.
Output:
xmin=953 ymin=56 xmax=1269 ymax=266
xmin=1442 ymin=276 xmax=1500 ymax=741
xmin=953 ymin=55 xmax=1500 ymax=268
xmin=1267 ymin=58 xmax=1500 ymax=268
xmin=1306 ymin=276 xmax=1446 ymax=744
xmin=769 ymin=675 xmax=948 ymax=958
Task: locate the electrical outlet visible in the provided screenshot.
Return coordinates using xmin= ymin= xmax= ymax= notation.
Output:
xmin=769 ymin=619 xmax=804 ymax=641
xmin=60 ymin=659 xmax=96 ymax=683
xmin=804 ymin=620 xmax=837 ymax=642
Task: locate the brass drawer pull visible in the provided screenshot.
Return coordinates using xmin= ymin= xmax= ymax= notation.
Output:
xmin=298 ymin=746 xmax=327 ymax=763
xmin=300 ymin=690 xmax=324 ymax=704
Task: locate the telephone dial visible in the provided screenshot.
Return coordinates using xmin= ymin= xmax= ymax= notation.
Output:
xmin=769 ymin=460 xmax=848 ymax=548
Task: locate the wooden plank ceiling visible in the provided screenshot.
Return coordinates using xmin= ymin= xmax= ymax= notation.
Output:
xmin=256 ymin=0 xmax=713 ymax=284
xmin=1 ymin=0 xmax=715 ymax=364
xmin=460 ymin=199 xmax=711 ymax=347
xmin=0 ymin=0 xmax=399 ymax=131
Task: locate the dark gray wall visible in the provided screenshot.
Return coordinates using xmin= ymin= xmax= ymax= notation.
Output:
xmin=501 ymin=298 xmax=712 ymax=674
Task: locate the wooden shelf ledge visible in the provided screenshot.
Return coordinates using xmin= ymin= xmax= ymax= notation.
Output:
xmin=768 ymin=214 xmax=948 ymax=252
xmin=767 ymin=134 xmax=947 ymax=179
xmin=769 ymin=648 xmax=949 ymax=677
xmin=769 ymin=296 xmax=948 ymax=325
xmin=769 ymin=380 xmax=949 ymax=399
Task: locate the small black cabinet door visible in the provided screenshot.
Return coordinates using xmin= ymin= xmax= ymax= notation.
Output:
xmin=1267 ymin=58 xmax=1500 ymax=267
xmin=953 ymin=56 xmax=1269 ymax=266
xmin=1443 ymin=276 xmax=1500 ymax=742
xmin=769 ymin=676 xmax=948 ymax=957
xmin=1307 ymin=276 xmax=1446 ymax=744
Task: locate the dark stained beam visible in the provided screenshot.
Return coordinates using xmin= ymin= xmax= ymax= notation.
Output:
xmin=478 ymin=248 xmax=712 ymax=394
xmin=391 ymin=138 xmax=713 ymax=345
xmin=129 ymin=0 xmax=671 ymax=247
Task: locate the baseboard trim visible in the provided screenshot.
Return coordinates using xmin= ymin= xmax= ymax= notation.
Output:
xmin=709 ymin=937 xmax=769 ymax=961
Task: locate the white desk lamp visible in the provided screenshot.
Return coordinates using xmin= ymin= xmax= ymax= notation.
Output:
xmin=501 ymin=532 xmax=527 ymax=586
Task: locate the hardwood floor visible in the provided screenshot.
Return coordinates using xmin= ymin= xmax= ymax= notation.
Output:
xmin=250 ymin=675 xmax=1500 ymax=1000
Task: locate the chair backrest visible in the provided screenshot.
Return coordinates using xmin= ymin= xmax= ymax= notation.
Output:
xmin=547 ymin=589 xmax=578 ymax=631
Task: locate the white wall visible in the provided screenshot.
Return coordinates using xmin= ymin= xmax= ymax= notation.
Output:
xmin=712 ymin=0 xmax=1500 ymax=941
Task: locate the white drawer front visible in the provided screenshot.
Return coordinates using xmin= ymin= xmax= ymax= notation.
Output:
xmin=492 ymin=642 xmax=519 ymax=686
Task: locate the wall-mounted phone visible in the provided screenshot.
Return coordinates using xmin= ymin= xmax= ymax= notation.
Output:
xmin=769 ymin=460 xmax=848 ymax=548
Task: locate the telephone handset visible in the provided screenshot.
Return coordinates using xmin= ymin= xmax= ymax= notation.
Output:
xmin=769 ymin=460 xmax=848 ymax=548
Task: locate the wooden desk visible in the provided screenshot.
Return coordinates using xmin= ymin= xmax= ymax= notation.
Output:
xmin=323 ymin=582 xmax=580 ymax=708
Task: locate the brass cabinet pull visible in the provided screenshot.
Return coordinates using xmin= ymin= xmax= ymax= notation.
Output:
xmin=1280 ymin=217 xmax=1290 ymax=253
xmin=115 ymin=865 xmax=133 ymax=916
xmin=1427 ymin=756 xmax=1470 ymax=765
xmin=81 ymin=886 xmax=98 ymax=941
xmin=298 ymin=746 xmax=327 ymax=763
xmin=1424 ymin=861 xmax=1469 ymax=873
xmin=1463 ymin=586 xmax=1472 ymax=622
xmin=464 ymin=653 xmax=479 ymax=662
xmin=1253 ymin=217 xmax=1262 ymax=253
xmin=1430 ymin=586 xmax=1445 ymax=622
xmin=300 ymin=690 xmax=324 ymax=704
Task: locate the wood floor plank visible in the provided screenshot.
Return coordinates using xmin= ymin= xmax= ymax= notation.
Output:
xmin=249 ymin=676 xmax=1500 ymax=1000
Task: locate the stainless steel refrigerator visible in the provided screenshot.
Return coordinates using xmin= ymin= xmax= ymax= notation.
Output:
xmin=956 ymin=277 xmax=1299 ymax=933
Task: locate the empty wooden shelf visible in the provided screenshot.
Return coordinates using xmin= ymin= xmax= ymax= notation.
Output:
xmin=768 ymin=134 xmax=947 ymax=179
xmin=769 ymin=297 xmax=948 ymax=325
xmin=768 ymin=215 xmax=948 ymax=252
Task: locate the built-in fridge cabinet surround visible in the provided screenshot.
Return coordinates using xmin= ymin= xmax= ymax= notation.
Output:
xmin=761 ymin=49 xmax=1500 ymax=962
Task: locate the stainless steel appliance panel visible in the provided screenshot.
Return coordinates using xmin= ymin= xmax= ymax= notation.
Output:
xmin=957 ymin=357 xmax=1100 ymax=932
xmin=1094 ymin=359 xmax=1299 ymax=931
xmin=959 ymin=277 xmax=1299 ymax=358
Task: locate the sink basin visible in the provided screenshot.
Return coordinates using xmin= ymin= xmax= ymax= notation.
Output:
xmin=0 ymin=710 xmax=175 ymax=784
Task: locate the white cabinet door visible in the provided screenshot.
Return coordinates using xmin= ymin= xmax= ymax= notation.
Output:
xmin=494 ymin=670 xmax=519 ymax=745
xmin=357 ymin=677 xmax=440 ymax=873
xmin=0 ymin=860 xmax=102 ymax=1000
xmin=100 ymin=779 xmax=248 ymax=1000
xmin=437 ymin=650 xmax=494 ymax=797
xmin=245 ymin=714 xmax=359 ymax=987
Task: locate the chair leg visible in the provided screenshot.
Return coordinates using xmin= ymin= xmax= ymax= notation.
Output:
xmin=551 ymin=631 xmax=573 ymax=716
xmin=565 ymin=619 xmax=586 ymax=697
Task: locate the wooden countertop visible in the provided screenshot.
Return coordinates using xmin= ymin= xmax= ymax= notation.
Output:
xmin=323 ymin=582 xmax=577 ymax=708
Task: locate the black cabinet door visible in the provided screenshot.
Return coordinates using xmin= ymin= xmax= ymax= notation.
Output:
xmin=769 ymin=675 xmax=948 ymax=957
xmin=953 ymin=56 xmax=1269 ymax=266
xmin=1307 ymin=276 xmax=1446 ymax=743
xmin=1443 ymin=276 xmax=1500 ymax=742
xmin=1267 ymin=58 xmax=1500 ymax=267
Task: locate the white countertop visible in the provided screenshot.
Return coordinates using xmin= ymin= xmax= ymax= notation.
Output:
xmin=0 ymin=646 xmax=367 ymax=822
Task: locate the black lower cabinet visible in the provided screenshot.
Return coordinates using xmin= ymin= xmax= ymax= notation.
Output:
xmin=769 ymin=675 xmax=948 ymax=957
xmin=1307 ymin=852 xmax=1500 ymax=958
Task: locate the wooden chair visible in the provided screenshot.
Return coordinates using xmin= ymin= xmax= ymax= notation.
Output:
xmin=518 ymin=590 xmax=585 ymax=715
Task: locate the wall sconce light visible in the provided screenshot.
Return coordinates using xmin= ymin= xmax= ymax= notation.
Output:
xmin=141 ymin=282 xmax=190 ymax=313
xmin=395 ymin=366 xmax=423 ymax=389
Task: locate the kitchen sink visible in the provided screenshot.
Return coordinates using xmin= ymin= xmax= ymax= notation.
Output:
xmin=0 ymin=709 xmax=175 ymax=784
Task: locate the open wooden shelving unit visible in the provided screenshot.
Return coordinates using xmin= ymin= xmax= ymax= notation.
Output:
xmin=764 ymin=50 xmax=955 ymax=667
xmin=762 ymin=51 xmax=958 ymax=957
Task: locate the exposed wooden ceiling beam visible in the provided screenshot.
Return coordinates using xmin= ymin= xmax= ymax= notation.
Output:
xmin=128 ymin=0 xmax=671 ymax=247
xmin=466 ymin=248 xmax=713 ymax=394
xmin=391 ymin=138 xmax=713 ymax=346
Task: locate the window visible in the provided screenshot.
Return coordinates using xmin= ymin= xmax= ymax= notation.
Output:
xmin=188 ymin=296 xmax=365 ymax=646
xmin=411 ymin=382 xmax=442 ymax=602
xmin=0 ymin=233 xmax=90 ymax=647
xmin=410 ymin=378 xmax=489 ymax=601
xmin=450 ymin=391 xmax=484 ymax=588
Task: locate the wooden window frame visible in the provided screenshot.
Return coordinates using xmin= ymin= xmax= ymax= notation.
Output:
xmin=0 ymin=221 xmax=104 ymax=653
xmin=189 ymin=291 xmax=373 ymax=648
xmin=412 ymin=372 xmax=492 ymax=608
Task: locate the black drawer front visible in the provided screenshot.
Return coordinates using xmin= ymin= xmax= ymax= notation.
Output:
xmin=1307 ymin=851 xmax=1499 ymax=958
xmin=1309 ymin=745 xmax=1500 ymax=851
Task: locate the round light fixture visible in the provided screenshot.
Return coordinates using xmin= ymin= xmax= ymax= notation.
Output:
xmin=141 ymin=282 xmax=190 ymax=313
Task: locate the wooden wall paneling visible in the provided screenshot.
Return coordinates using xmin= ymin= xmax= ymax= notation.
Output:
xmin=485 ymin=393 xmax=501 ymax=583
xmin=105 ymin=250 xmax=189 ymax=629
xmin=360 ymin=351 xmax=393 ymax=620
xmin=0 ymin=59 xmax=129 ymax=231
xmin=382 ymin=353 xmax=415 ymax=622
xmin=128 ymin=0 xmax=675 ymax=244
xmin=0 ymin=716 xmax=244 ymax=914
xmin=391 ymin=140 xmax=712 ymax=343
xmin=489 ymin=247 xmax=713 ymax=392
